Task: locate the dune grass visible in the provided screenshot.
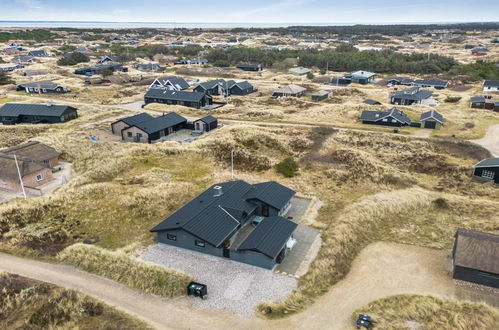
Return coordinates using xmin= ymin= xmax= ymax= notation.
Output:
xmin=352 ymin=294 xmax=499 ymax=330
xmin=58 ymin=243 xmax=193 ymax=297
xmin=0 ymin=272 xmax=150 ymax=329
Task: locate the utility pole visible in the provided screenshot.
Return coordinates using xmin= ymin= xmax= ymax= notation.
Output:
xmin=14 ymin=155 xmax=27 ymax=200
xmin=326 ymin=61 xmax=329 ymax=74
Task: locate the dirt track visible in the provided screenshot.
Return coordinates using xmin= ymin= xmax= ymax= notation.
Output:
xmin=0 ymin=242 xmax=455 ymax=330
xmin=471 ymin=124 xmax=499 ymax=157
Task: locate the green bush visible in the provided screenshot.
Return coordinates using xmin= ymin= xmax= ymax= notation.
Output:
xmin=275 ymin=157 xmax=299 ymax=177
xmin=444 ymin=96 xmax=462 ymax=103
xmin=57 ymin=52 xmax=90 ymax=66
xmin=58 ymin=243 xmax=193 ymax=297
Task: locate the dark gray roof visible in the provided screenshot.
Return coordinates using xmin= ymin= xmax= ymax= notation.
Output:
xmin=360 ymin=108 xmax=411 ymax=125
xmin=115 ymin=112 xmax=154 ymax=126
xmin=244 ymin=181 xmax=296 ymax=210
xmin=237 ymin=217 xmax=297 ymax=259
xmin=195 ymin=79 xmax=225 ymax=90
xmin=145 ymin=89 xmax=207 ymax=103
xmin=17 ymin=81 xmax=61 ymax=89
xmin=132 ymin=112 xmax=186 ymax=134
xmin=154 ymin=76 xmax=189 ymax=90
xmin=470 ymin=96 xmax=486 ymax=103
xmin=0 ymin=141 xmax=60 ymax=163
xmin=413 ymin=78 xmax=448 ymax=87
xmin=0 ymin=103 xmax=77 ymax=117
xmin=196 ymin=115 xmax=217 ymax=125
xmin=28 ymin=50 xmax=47 ymax=57
xmin=150 ymin=180 xmax=295 ymax=247
xmin=232 ymin=80 xmax=253 ymax=90
xmin=420 ymin=109 xmax=444 ymax=124
xmin=453 ymin=228 xmax=499 ymax=274
xmin=484 ymin=80 xmax=499 ymax=87
xmin=474 ymin=158 xmax=499 ymax=168
xmin=363 ymin=99 xmax=381 ymax=105
xmin=391 ymin=87 xmax=433 ymax=101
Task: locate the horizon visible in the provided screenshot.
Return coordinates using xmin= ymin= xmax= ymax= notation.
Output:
xmin=1 ymin=1 xmax=499 ymax=25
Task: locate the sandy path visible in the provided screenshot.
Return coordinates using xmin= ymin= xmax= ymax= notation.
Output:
xmin=0 ymin=242 xmax=454 ymax=330
xmin=471 ymin=124 xmax=499 ymax=157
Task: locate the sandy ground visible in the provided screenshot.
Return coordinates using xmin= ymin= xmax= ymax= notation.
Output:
xmin=471 ymin=124 xmax=499 ymax=157
xmin=0 ymin=241 xmax=456 ymax=330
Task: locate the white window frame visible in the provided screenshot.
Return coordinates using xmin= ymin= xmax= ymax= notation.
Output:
xmin=482 ymin=169 xmax=495 ymax=180
xmin=36 ymin=174 xmax=43 ymax=181
xmin=195 ymin=240 xmax=205 ymax=248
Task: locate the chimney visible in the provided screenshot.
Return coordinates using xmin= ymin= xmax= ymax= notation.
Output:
xmin=213 ymin=185 xmax=223 ymax=197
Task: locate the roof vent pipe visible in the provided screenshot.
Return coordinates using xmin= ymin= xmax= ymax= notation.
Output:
xmin=213 ymin=185 xmax=223 ymax=197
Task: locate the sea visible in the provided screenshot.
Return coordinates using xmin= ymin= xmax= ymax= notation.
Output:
xmin=0 ymin=21 xmax=463 ymax=29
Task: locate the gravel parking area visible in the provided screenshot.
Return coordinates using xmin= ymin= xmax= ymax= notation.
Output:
xmin=286 ymin=197 xmax=311 ymax=223
xmin=141 ymin=244 xmax=297 ymax=317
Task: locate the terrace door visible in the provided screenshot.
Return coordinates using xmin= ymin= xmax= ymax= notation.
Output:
xmin=223 ymin=240 xmax=230 ymax=258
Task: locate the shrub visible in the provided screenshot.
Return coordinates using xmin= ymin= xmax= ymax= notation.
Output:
xmin=444 ymin=96 xmax=462 ymax=103
xmin=433 ymin=197 xmax=449 ymax=209
xmin=58 ymin=243 xmax=192 ymax=297
xmin=306 ymin=72 xmax=315 ymax=80
xmin=57 ymin=52 xmax=90 ymax=66
xmin=275 ymin=157 xmax=299 ymax=177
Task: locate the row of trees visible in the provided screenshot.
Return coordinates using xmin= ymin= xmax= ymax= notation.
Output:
xmin=204 ymin=47 xmax=458 ymax=74
xmin=57 ymin=52 xmax=90 ymax=66
xmin=0 ymin=29 xmax=56 ymax=42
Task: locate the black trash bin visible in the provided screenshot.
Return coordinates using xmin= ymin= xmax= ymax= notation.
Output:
xmin=187 ymin=282 xmax=208 ymax=299
xmin=356 ymin=314 xmax=373 ymax=329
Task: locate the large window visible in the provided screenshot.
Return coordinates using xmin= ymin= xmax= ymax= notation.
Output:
xmin=195 ymin=240 xmax=205 ymax=248
xmin=127 ymin=132 xmax=133 ymax=138
xmin=482 ymin=169 xmax=495 ymax=180
xmin=166 ymin=233 xmax=176 ymax=241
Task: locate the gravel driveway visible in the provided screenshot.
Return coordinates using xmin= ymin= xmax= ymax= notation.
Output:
xmin=471 ymin=124 xmax=499 ymax=157
xmin=141 ymin=244 xmax=297 ymax=317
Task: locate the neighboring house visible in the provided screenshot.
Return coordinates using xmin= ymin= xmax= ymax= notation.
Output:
xmin=16 ymin=81 xmax=71 ymax=94
xmin=0 ymin=154 xmax=53 ymax=192
xmin=144 ymin=89 xmax=213 ymax=109
xmin=289 ymin=67 xmax=311 ymax=76
xmin=471 ymin=48 xmax=489 ymax=56
xmin=360 ymin=108 xmax=411 ymax=127
xmin=473 ymin=158 xmax=499 ymax=184
xmin=0 ymin=141 xmax=60 ymax=168
xmin=97 ymin=56 xmax=119 ymax=64
xmin=419 ymin=109 xmax=444 ymax=129
xmin=0 ymin=103 xmax=78 ymax=125
xmin=390 ymin=87 xmax=435 ymax=106
xmin=227 ymin=80 xmax=257 ymax=95
xmin=150 ymin=180 xmax=297 ymax=269
xmin=149 ymin=76 xmax=190 ymax=91
xmin=133 ymin=63 xmax=161 ymax=71
xmin=236 ymin=64 xmax=262 ymax=71
xmin=470 ymin=96 xmax=487 ymax=108
xmin=120 ymin=112 xmax=187 ymax=143
xmin=110 ymin=112 xmax=154 ymax=136
xmin=271 ymin=84 xmax=306 ymax=98
xmin=0 ymin=63 xmax=24 ymax=72
xmin=193 ymin=79 xmax=226 ymax=96
xmin=387 ymin=77 xmax=414 ymax=86
xmin=174 ymin=59 xmax=208 ymax=65
xmin=12 ymin=55 xmax=34 ymax=63
xmin=452 ymin=228 xmax=499 ymax=289
xmin=0 ymin=141 xmax=61 ymax=192
xmin=363 ymin=99 xmax=382 ymax=105
xmin=74 ymin=64 xmax=127 ymax=76
xmin=307 ymin=90 xmax=330 ymax=102
xmin=22 ymin=70 xmax=48 ymax=77
xmin=27 ymin=50 xmax=47 ymax=57
xmin=412 ymin=78 xmax=449 ymax=90
xmin=193 ymin=115 xmax=218 ymax=132
xmin=483 ymin=80 xmax=499 ymax=92
xmin=344 ymin=71 xmax=376 ymax=84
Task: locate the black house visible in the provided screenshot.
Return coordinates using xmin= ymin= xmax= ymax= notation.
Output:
xmin=144 ymin=89 xmax=213 ymax=109
xmin=74 ymin=64 xmax=127 ymax=75
xmin=0 ymin=103 xmax=78 ymax=125
xmin=17 ymin=81 xmax=70 ymax=94
xmin=473 ymin=158 xmax=499 ymax=184
xmin=227 ymin=80 xmax=256 ymax=95
xmin=360 ymin=108 xmax=411 ymax=127
xmin=452 ymin=228 xmax=499 ymax=289
xmin=193 ymin=79 xmax=226 ymax=96
xmin=193 ymin=115 xmax=218 ymax=132
xmin=150 ymin=180 xmax=297 ymax=269
xmin=236 ymin=64 xmax=262 ymax=71
xmin=120 ymin=112 xmax=187 ymax=143
xmin=390 ymin=87 xmax=434 ymax=106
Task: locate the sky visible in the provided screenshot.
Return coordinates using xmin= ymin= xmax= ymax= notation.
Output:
xmin=0 ymin=0 xmax=498 ymax=24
